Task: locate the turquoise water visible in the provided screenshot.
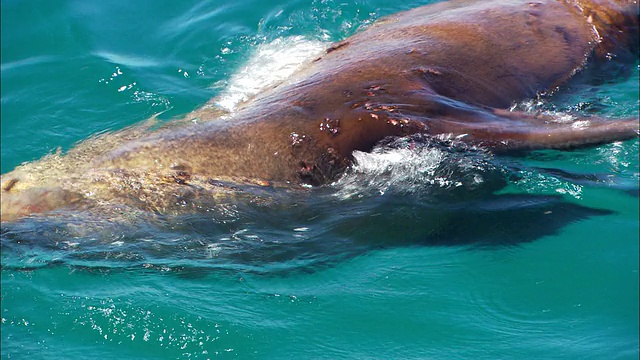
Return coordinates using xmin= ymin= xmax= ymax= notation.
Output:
xmin=1 ymin=1 xmax=638 ymax=359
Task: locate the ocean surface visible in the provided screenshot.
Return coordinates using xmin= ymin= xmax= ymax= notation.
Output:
xmin=1 ymin=0 xmax=638 ymax=359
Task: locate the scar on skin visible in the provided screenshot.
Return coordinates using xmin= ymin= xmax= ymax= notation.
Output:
xmin=3 ymin=178 xmax=18 ymax=192
xmin=326 ymin=41 xmax=350 ymax=53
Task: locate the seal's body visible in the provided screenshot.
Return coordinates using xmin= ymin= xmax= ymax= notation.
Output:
xmin=1 ymin=0 xmax=638 ymax=222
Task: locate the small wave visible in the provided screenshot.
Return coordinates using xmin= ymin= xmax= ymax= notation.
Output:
xmin=93 ymin=51 xmax=161 ymax=68
xmin=215 ymin=36 xmax=327 ymax=111
xmin=0 ymin=55 xmax=61 ymax=73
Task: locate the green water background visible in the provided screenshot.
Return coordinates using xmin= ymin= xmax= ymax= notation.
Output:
xmin=1 ymin=0 xmax=638 ymax=359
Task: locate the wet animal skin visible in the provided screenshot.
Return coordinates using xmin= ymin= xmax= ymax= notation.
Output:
xmin=1 ymin=0 xmax=638 ymax=222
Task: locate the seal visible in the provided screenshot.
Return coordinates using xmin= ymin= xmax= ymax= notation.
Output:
xmin=1 ymin=0 xmax=639 ymax=222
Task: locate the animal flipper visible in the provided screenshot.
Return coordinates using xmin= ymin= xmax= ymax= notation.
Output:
xmin=423 ymin=105 xmax=639 ymax=151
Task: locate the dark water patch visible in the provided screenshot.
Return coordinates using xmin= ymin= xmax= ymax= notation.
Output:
xmin=329 ymin=194 xmax=613 ymax=248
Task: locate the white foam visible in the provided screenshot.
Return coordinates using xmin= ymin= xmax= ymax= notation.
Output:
xmin=334 ymin=147 xmax=452 ymax=199
xmin=215 ymin=36 xmax=328 ymax=111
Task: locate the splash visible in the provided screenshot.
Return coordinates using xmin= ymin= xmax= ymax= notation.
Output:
xmin=215 ymin=36 xmax=327 ymax=111
xmin=334 ymin=136 xmax=500 ymax=200
xmin=335 ymin=147 xmax=448 ymax=198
